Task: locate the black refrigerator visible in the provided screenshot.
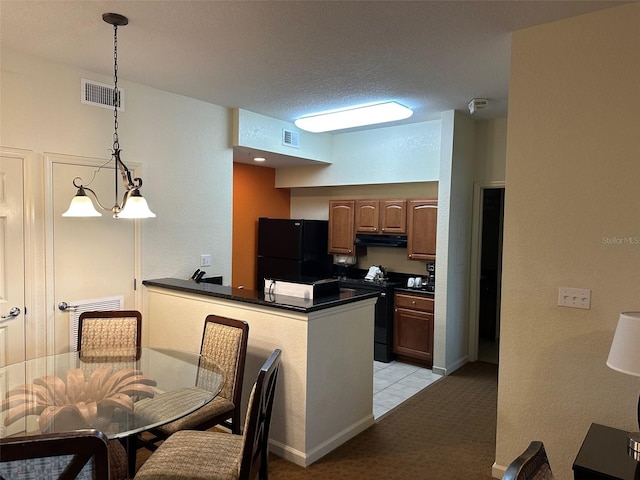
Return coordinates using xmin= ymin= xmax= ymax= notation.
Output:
xmin=256 ymin=218 xmax=333 ymax=291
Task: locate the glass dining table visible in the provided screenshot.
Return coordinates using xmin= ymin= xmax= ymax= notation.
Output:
xmin=0 ymin=347 xmax=225 ymax=475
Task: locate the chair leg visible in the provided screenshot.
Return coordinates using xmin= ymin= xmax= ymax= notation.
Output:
xmin=259 ymin=448 xmax=269 ymax=480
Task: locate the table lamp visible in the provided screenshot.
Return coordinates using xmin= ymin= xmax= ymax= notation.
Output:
xmin=606 ymin=311 xmax=640 ymax=459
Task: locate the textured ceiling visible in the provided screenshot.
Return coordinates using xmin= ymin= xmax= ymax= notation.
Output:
xmin=0 ymin=1 xmax=630 ymax=165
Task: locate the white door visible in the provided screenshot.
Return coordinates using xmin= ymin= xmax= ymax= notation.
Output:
xmin=47 ymin=153 xmax=137 ymax=353
xmin=0 ymin=151 xmax=26 ymax=366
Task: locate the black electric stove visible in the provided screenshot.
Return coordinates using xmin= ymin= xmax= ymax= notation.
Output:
xmin=339 ymin=276 xmax=401 ymax=362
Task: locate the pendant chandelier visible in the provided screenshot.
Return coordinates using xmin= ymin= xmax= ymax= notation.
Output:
xmin=63 ymin=13 xmax=155 ymax=219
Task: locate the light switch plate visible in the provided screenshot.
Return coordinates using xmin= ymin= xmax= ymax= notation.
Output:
xmin=200 ymin=254 xmax=212 ymax=267
xmin=558 ymin=287 xmax=591 ymax=309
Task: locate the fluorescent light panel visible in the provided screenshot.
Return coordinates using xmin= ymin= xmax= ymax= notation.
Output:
xmin=294 ymin=101 xmax=413 ymax=133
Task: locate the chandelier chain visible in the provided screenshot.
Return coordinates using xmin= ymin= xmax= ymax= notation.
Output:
xmin=112 ymin=23 xmax=119 ymax=151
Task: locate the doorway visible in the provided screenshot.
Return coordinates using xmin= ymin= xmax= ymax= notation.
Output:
xmin=477 ymin=187 xmax=504 ymax=364
xmin=0 ymin=148 xmax=27 ymax=366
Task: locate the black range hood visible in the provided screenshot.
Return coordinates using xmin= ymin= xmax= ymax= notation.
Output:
xmin=355 ymin=233 xmax=408 ymax=248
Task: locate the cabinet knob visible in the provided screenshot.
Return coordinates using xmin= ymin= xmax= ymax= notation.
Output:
xmin=412 ymin=300 xmax=416 ymax=305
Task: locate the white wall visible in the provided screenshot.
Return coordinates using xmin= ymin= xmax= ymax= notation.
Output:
xmin=276 ymin=120 xmax=442 ymax=187
xmin=475 ymin=117 xmax=507 ymax=184
xmin=233 ymin=108 xmax=333 ymax=163
xmin=1 ymin=50 xmax=233 ymax=298
xmin=496 ymin=4 xmax=640 ymax=479
xmin=434 ymin=110 xmax=476 ymax=373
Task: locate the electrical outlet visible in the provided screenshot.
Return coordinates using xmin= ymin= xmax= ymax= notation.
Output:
xmin=200 ymin=254 xmax=212 ymax=267
xmin=558 ymin=287 xmax=591 ymax=309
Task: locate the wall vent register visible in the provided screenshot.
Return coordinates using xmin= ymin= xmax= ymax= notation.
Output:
xmin=81 ymin=78 xmax=124 ymax=110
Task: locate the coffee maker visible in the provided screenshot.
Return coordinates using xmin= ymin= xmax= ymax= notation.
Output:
xmin=425 ymin=262 xmax=436 ymax=293
xmin=333 ymin=255 xmax=357 ymax=280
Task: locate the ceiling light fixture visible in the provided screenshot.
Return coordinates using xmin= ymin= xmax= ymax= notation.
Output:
xmin=294 ymin=101 xmax=413 ymax=133
xmin=63 ymin=13 xmax=155 ymax=219
xmin=253 ymin=157 xmax=266 ymax=162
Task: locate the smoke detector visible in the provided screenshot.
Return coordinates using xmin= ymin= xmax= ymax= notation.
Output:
xmin=468 ymin=98 xmax=488 ymax=115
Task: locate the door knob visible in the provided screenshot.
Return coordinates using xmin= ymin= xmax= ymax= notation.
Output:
xmin=57 ymin=301 xmax=78 ymax=311
xmin=0 ymin=307 xmax=21 ymax=321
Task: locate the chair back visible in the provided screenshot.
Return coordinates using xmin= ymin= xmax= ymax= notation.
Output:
xmin=503 ymin=441 xmax=554 ymax=480
xmin=0 ymin=429 xmax=110 ymax=480
xmin=78 ymin=310 xmax=142 ymax=358
xmin=238 ymin=348 xmax=282 ymax=480
xmin=199 ymin=315 xmax=249 ymax=408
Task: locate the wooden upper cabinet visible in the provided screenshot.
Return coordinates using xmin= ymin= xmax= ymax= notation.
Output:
xmin=355 ymin=199 xmax=406 ymax=234
xmin=328 ymin=200 xmax=355 ymax=254
xmin=380 ymin=200 xmax=406 ymax=234
xmin=407 ymin=199 xmax=437 ymax=261
xmin=355 ymin=200 xmax=380 ymax=233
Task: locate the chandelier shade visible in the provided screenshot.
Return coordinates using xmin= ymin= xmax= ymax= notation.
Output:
xmin=117 ymin=190 xmax=156 ymax=218
xmin=62 ymin=186 xmax=102 ymax=217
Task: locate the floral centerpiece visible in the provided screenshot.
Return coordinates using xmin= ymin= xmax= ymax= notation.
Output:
xmin=1 ymin=367 xmax=157 ymax=433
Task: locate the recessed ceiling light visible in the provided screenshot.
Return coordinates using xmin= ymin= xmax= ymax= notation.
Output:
xmin=253 ymin=157 xmax=266 ymax=162
xmin=294 ymin=101 xmax=413 ymax=133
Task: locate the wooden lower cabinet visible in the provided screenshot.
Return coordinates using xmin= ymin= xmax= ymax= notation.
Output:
xmin=393 ymin=292 xmax=434 ymax=367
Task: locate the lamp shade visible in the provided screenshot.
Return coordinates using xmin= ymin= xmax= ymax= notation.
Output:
xmin=117 ymin=191 xmax=156 ymax=219
xmin=62 ymin=188 xmax=102 ymax=217
xmin=607 ymin=312 xmax=640 ymax=377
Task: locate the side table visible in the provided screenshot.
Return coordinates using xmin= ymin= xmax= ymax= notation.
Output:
xmin=573 ymin=423 xmax=640 ymax=479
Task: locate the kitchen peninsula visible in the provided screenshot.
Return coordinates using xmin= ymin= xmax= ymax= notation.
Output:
xmin=142 ymin=278 xmax=378 ymax=467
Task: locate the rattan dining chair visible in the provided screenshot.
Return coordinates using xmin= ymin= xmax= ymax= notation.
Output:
xmin=140 ymin=314 xmax=249 ymax=450
xmin=503 ymin=441 xmax=554 ymax=480
xmin=77 ymin=309 xmax=142 ymax=478
xmin=134 ymin=348 xmax=282 ymax=480
xmin=0 ymin=429 xmax=112 ymax=480
xmin=77 ymin=310 xmax=142 ymax=359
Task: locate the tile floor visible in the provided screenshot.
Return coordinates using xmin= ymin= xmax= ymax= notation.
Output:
xmin=373 ymin=360 xmax=443 ymax=420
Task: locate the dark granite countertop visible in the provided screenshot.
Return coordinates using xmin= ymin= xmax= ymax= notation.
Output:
xmin=143 ymin=278 xmax=379 ymax=313
xmin=394 ymin=287 xmax=435 ymax=298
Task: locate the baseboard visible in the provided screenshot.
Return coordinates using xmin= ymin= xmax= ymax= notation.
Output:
xmin=268 ymin=440 xmax=306 ymax=467
xmin=269 ymin=414 xmax=375 ymax=467
xmin=492 ymin=461 xmax=506 ymax=478
xmin=433 ymin=354 xmax=469 ymax=376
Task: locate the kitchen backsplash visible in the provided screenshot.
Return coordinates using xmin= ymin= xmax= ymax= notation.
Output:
xmin=355 ymin=246 xmax=428 ymax=276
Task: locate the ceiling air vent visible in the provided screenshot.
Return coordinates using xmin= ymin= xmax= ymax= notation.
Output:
xmin=282 ymin=129 xmax=300 ymax=149
xmin=81 ymin=78 xmax=124 ymax=111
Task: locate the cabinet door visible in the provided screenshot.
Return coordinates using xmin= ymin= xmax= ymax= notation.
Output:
xmin=355 ymin=200 xmax=379 ymax=233
xmin=393 ymin=307 xmax=433 ymax=366
xmin=328 ymin=200 xmax=355 ymax=254
xmin=407 ymin=199 xmax=437 ymax=260
xmin=380 ymin=199 xmax=406 ymax=234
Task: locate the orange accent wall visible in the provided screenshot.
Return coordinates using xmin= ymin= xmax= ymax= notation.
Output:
xmin=232 ymin=163 xmax=290 ymax=289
